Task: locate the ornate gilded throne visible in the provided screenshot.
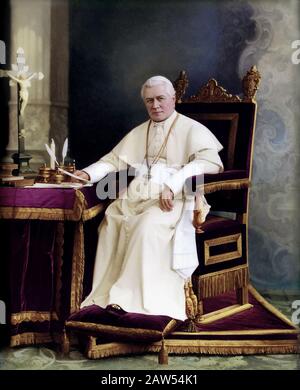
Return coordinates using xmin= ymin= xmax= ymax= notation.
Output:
xmin=62 ymin=66 xmax=299 ymax=362
xmin=175 ymin=66 xmax=261 ymax=324
xmin=63 ymin=66 xmax=284 ymax=363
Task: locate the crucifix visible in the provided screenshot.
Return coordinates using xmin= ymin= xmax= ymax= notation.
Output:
xmin=0 ymin=47 xmax=44 ymax=175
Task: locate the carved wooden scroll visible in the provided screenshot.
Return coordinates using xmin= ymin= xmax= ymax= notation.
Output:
xmin=174 ymin=66 xmax=261 ymax=103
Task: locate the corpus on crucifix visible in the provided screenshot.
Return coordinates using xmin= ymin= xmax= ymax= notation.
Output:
xmin=0 ymin=47 xmax=44 ymax=174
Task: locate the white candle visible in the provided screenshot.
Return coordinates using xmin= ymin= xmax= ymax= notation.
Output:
xmin=50 ymin=138 xmax=56 ymax=169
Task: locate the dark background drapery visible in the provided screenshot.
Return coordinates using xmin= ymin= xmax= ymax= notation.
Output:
xmin=69 ymin=0 xmax=255 ymax=168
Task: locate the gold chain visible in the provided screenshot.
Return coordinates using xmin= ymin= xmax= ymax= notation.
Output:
xmin=144 ymin=113 xmax=179 ymax=180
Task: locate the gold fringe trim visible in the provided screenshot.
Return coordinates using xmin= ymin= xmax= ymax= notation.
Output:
xmin=10 ymin=332 xmax=62 ymax=347
xmin=11 ymin=311 xmax=59 ymax=325
xmin=0 ymin=206 xmax=81 ymax=221
xmin=87 ymin=338 xmax=151 ymax=359
xmin=249 ymin=285 xmax=300 ymax=329
xmin=0 ymin=190 xmax=84 ymax=221
xmin=82 ymin=204 xmax=105 ymax=221
xmin=86 ymin=338 xmax=299 ymax=359
xmin=173 ymin=329 xmax=300 ymax=336
xmin=0 ymin=188 xmax=94 ymax=221
xmin=153 ymin=339 xmax=299 ymax=355
xmin=201 ymin=178 xmax=249 ymax=195
xmin=193 ymin=265 xmax=249 ymax=299
xmin=54 ymin=222 xmax=64 ymax=317
xmin=70 ymin=221 xmax=85 ymax=313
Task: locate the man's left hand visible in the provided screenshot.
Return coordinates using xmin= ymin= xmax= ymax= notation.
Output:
xmin=159 ymin=185 xmax=174 ymax=212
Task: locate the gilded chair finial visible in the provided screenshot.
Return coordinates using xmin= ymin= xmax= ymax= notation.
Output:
xmin=242 ymin=65 xmax=261 ymax=102
xmin=174 ymin=70 xmax=189 ymax=103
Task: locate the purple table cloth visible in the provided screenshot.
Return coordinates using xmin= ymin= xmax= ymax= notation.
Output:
xmin=0 ymin=186 xmax=105 ymax=347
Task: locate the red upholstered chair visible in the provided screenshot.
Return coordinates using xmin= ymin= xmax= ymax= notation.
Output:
xmin=174 ymin=66 xmax=261 ymax=324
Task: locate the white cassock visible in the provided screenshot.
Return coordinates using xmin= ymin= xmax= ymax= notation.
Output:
xmin=81 ymin=111 xmax=223 ymax=320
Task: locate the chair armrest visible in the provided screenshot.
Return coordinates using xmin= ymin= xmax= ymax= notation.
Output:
xmin=187 ymin=170 xmax=250 ymax=196
xmin=204 ymin=170 xmax=250 ymax=194
xmin=188 ymin=170 xmax=250 ymax=233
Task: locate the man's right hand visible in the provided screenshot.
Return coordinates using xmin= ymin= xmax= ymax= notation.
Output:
xmin=159 ymin=185 xmax=174 ymax=212
xmin=71 ymin=170 xmax=90 ymax=183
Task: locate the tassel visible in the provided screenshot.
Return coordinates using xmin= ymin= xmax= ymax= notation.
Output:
xmin=186 ymin=320 xmax=198 ymax=332
xmin=184 ymin=280 xmax=198 ymax=332
xmin=184 ymin=281 xmax=195 ymax=319
xmin=158 ymin=338 xmax=168 ymax=365
xmin=193 ymin=210 xmax=204 ymax=233
xmin=188 ymin=280 xmax=198 ymax=316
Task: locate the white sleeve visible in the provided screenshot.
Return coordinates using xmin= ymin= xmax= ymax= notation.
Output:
xmin=82 ymin=151 xmax=122 ymax=183
xmin=164 ymin=151 xmax=222 ymax=196
xmin=83 ymin=161 xmax=116 ymax=184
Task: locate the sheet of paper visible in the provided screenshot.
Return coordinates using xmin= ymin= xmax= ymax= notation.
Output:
xmin=24 ymin=182 xmax=93 ymax=189
xmin=57 ymin=167 xmax=91 ymax=183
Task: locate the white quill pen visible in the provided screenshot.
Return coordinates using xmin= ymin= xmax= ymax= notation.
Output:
xmin=45 ymin=143 xmax=59 ymax=166
xmin=62 ymin=137 xmax=68 ymax=165
xmin=45 ymin=143 xmax=91 ymax=183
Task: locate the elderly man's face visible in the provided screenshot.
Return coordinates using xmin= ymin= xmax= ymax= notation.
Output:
xmin=143 ymin=84 xmax=175 ymax=122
